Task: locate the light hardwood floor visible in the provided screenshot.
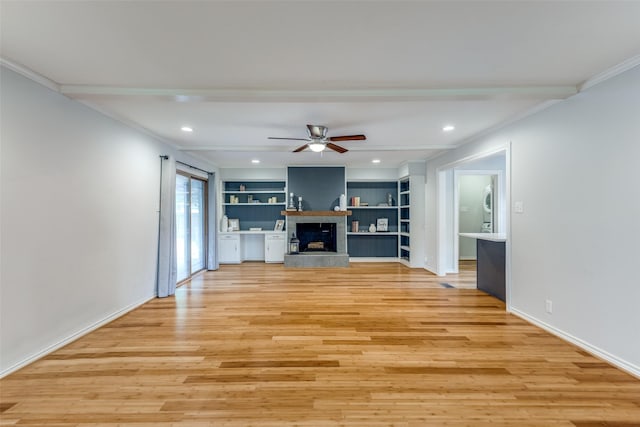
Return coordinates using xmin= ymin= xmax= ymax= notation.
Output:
xmin=2 ymin=263 xmax=639 ymax=426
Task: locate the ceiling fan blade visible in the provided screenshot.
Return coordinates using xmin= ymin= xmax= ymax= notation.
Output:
xmin=293 ymin=144 xmax=309 ymax=153
xmin=326 ymin=143 xmax=348 ymax=153
xmin=328 ymin=134 xmax=366 ymax=142
xmin=268 ymin=137 xmax=310 ymax=141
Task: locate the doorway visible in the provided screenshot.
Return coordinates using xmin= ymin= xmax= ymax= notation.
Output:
xmin=436 ymin=149 xmax=509 ymax=284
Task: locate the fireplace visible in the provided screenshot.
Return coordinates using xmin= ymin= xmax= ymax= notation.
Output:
xmin=297 ymin=223 xmax=336 ymax=252
xmin=283 ymin=211 xmax=349 ymax=267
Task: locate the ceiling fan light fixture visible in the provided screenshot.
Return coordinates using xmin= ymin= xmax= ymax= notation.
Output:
xmin=308 ymin=142 xmax=326 ymax=152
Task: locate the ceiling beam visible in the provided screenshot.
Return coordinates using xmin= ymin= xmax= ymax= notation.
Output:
xmin=178 ymin=145 xmax=456 ymax=152
xmin=59 ymin=85 xmax=578 ymax=102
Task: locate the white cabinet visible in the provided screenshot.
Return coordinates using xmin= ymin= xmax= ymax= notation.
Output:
xmin=264 ymin=233 xmax=285 ymax=263
xmin=218 ymin=233 xmax=241 ymax=264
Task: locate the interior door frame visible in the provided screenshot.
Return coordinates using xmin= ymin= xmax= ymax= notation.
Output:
xmin=435 ymin=144 xmax=512 ymax=309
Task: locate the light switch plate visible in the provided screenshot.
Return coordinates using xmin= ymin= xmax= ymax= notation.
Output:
xmin=514 ymin=201 xmax=524 ymax=213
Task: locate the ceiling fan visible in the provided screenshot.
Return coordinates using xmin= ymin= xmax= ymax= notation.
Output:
xmin=268 ymin=124 xmax=366 ymax=153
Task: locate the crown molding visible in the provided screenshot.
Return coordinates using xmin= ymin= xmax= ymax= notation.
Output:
xmin=0 ymin=57 xmax=60 ymax=92
xmin=579 ymin=54 xmax=640 ymax=91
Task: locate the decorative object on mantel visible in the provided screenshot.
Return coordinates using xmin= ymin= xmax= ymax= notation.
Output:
xmin=340 ymin=194 xmax=347 ymax=211
xmin=287 ymin=192 xmax=296 ymax=210
xmin=289 ymin=233 xmax=300 ymax=254
xmin=369 ymin=223 xmax=377 ymax=233
xmin=298 ymin=196 xmax=303 ymax=211
xmin=376 ymin=218 xmax=388 ymax=232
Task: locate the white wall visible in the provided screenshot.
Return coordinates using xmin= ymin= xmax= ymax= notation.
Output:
xmin=426 ymin=65 xmax=640 ymax=375
xmin=0 ymin=67 xmax=216 ymax=376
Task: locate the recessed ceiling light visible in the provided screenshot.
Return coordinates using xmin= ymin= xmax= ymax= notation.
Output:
xmin=442 ymin=125 xmax=455 ymax=132
xmin=181 ymin=126 xmax=193 ymax=132
xmin=372 ymin=159 xmax=381 ymax=164
xmin=251 ymin=159 xmax=260 ymax=164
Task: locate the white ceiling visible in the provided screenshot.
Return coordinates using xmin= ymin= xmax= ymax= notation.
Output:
xmin=2 ymin=1 xmax=639 ymax=168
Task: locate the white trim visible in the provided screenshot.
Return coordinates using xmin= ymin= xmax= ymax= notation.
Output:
xmin=458 ymin=256 xmax=477 ymax=261
xmin=580 ymin=54 xmax=640 ymax=91
xmin=510 ymin=308 xmax=640 ymax=380
xmin=0 ymin=293 xmax=156 ymax=379
xmin=349 ymin=257 xmax=400 ymax=263
xmin=0 ymin=57 xmax=60 ymax=92
xmin=424 ymin=265 xmax=445 ymax=276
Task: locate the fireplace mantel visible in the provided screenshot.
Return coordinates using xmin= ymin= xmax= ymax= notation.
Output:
xmin=281 ymin=210 xmax=352 ymax=216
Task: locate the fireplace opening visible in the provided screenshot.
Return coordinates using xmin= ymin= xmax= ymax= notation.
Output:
xmin=296 ymin=223 xmax=337 ymax=252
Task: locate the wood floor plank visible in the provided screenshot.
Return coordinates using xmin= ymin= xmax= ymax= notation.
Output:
xmin=1 ymin=262 xmax=639 ymax=426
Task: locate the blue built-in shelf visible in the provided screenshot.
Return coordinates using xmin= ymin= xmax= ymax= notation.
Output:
xmin=223 ymin=181 xmax=286 ymax=231
xmin=346 ymin=180 xmax=399 ymax=258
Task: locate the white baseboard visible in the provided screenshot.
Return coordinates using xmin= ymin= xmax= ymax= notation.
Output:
xmin=510 ymin=307 xmax=640 ymax=379
xmin=0 ymin=293 xmax=157 ymax=378
xmin=424 ymin=264 xmax=445 ymax=276
xmin=458 ymin=256 xmax=477 ymax=261
xmin=349 ymin=257 xmax=400 ymax=263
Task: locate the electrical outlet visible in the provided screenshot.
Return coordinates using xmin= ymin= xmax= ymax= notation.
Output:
xmin=545 ymin=299 xmax=553 ymax=314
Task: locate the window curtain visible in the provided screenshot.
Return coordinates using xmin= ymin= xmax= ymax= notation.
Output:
xmin=157 ymin=155 xmax=177 ymax=297
xmin=207 ymin=172 xmax=219 ymax=270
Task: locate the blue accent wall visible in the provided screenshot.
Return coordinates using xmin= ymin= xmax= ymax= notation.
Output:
xmin=287 ymin=167 xmax=345 ymax=211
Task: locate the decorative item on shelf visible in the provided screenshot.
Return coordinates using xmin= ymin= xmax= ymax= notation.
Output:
xmin=239 ymin=184 xmax=246 ymax=191
xmin=247 ymin=195 xmax=253 ymax=203
xmin=387 ymin=192 xmax=393 ymax=206
xmin=351 ymin=196 xmax=360 ymax=207
xmin=340 ymin=194 xmax=347 ymax=211
xmin=228 ymin=218 xmax=240 ymax=231
xmin=298 ymin=196 xmax=303 ymax=211
xmin=220 ymin=215 xmax=228 ymax=232
xmin=369 ymin=223 xmax=377 ymax=233
xmin=229 ymin=195 xmax=239 ymax=204
xmin=376 ymin=218 xmax=388 ymax=232
xmin=288 ymin=192 xmax=296 ymax=210
xmin=360 ymin=202 xmax=369 ymax=206
xmin=289 ymin=233 xmax=300 ymax=254
xmin=249 ymin=227 xmax=262 ymax=231
xmin=274 ymin=219 xmax=284 ymax=231
xmin=351 ymin=220 xmax=359 ymax=233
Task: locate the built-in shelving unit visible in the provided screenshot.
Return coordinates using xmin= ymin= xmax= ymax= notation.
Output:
xmin=346 ymin=181 xmax=399 ymax=259
xmin=399 ymin=178 xmax=411 ymax=263
xmin=222 ymin=181 xmax=286 ymax=231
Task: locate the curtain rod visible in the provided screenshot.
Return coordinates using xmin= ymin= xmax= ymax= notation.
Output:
xmin=160 ymin=155 xmax=213 ymax=175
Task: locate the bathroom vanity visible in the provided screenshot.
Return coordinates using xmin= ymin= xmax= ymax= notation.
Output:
xmin=459 ymin=233 xmax=506 ymax=302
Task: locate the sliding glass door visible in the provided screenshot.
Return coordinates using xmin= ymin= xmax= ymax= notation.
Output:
xmin=190 ymin=179 xmax=205 ymax=273
xmin=176 ymin=173 xmax=207 ymax=283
